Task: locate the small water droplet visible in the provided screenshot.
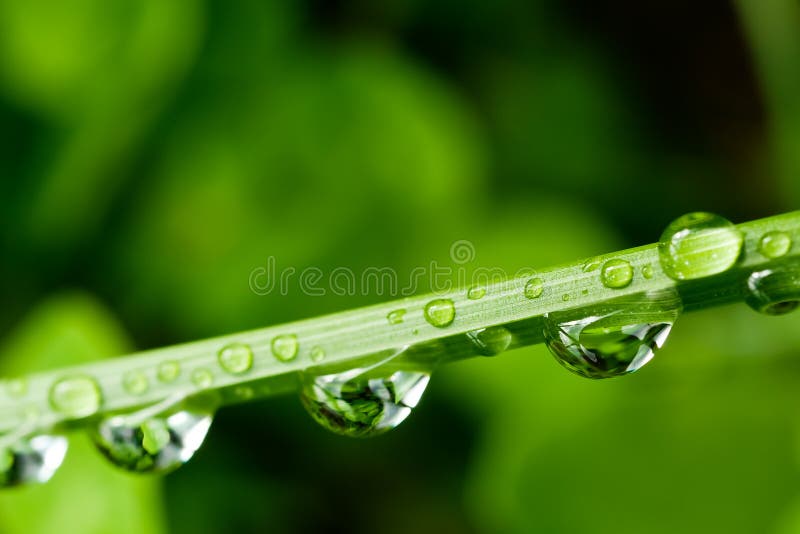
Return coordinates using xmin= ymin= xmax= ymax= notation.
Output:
xmin=271 ymin=334 xmax=299 ymax=362
xmin=467 ymin=285 xmax=486 ymax=300
xmin=217 ymin=342 xmax=253 ymax=375
xmin=524 ymin=277 xmax=544 ymax=299
xmin=658 ymin=212 xmax=743 ymax=280
xmin=466 ymin=326 xmax=513 ymax=356
xmin=49 ymin=375 xmax=102 ymax=418
xmin=423 ymin=299 xmax=455 ymax=328
xmin=234 ymin=386 xmax=254 ymax=399
xmin=562 ymin=294 xmax=571 ymax=302
xmin=310 ymin=346 xmax=326 ymax=363
xmin=759 ymin=231 xmax=792 ymax=259
xmin=582 ymin=258 xmax=602 ymax=272
xmin=123 ymin=371 xmax=149 ymax=396
xmin=92 ymin=409 xmax=212 ymax=473
xmin=190 ymin=369 xmax=213 ymax=389
xmin=0 ymin=435 xmax=68 ymax=488
xmin=386 ymin=309 xmax=406 ymax=325
xmin=5 ymin=379 xmax=27 ymax=398
xmin=157 ymin=361 xmax=181 ymax=383
xmin=300 ymin=364 xmax=429 ymax=438
xmin=600 ymin=258 xmax=633 ymax=289
xmin=744 ymin=264 xmax=800 ymax=315
xmin=642 ymin=264 xmax=654 ymax=279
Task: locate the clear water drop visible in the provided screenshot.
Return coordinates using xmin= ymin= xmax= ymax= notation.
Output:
xmin=190 ymin=368 xmax=213 ymax=389
xmin=49 ymin=375 xmax=102 ymax=418
xmin=92 ymin=409 xmax=212 ymax=473
xmin=423 ymin=299 xmax=455 ymax=328
xmin=658 ymin=212 xmax=743 ymax=280
xmin=157 ymin=361 xmax=181 ymax=383
xmin=524 ymin=277 xmax=544 ymax=299
xmin=466 ymin=326 xmax=513 ymax=356
xmin=217 ymin=342 xmax=253 ymax=374
xmin=300 ymin=369 xmax=430 ymax=438
xmin=123 ymin=371 xmax=149 ymax=396
xmin=562 ymin=294 xmax=571 ymax=302
xmin=744 ymin=264 xmax=800 ymax=315
xmin=0 ymin=435 xmax=68 ymax=488
xmin=759 ymin=231 xmax=792 ymax=259
xmin=600 ymin=259 xmax=634 ymax=288
xmin=642 ymin=264 xmax=654 ymax=279
xmin=271 ymin=334 xmax=299 ymax=362
xmin=386 ymin=309 xmax=406 ymax=325
xmin=310 ymin=346 xmax=326 ymax=363
xmin=467 ymin=285 xmax=486 ymax=300
xmin=582 ymin=258 xmax=602 ymax=272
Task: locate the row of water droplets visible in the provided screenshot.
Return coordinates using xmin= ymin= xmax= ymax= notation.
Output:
xmin=1 ymin=212 xmax=797 ymax=488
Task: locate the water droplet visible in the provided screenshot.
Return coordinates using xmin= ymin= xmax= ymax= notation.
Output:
xmin=0 ymin=435 xmax=68 ymax=487
xmin=543 ymin=295 xmax=680 ymax=379
xmin=744 ymin=264 xmax=800 ymax=315
xmin=658 ymin=212 xmax=743 ymax=280
xmin=423 ymin=299 xmax=455 ymax=328
xmin=466 ymin=326 xmax=513 ymax=356
xmin=157 ymin=361 xmax=181 ymax=383
xmin=5 ymin=379 xmax=27 ymax=398
xmin=271 ymin=334 xmax=299 ymax=362
xmin=467 ymin=285 xmax=486 ymax=300
xmin=524 ymin=277 xmax=544 ymax=299
xmin=642 ymin=264 xmax=654 ymax=279
xmin=234 ymin=386 xmax=254 ymax=399
xmin=217 ymin=342 xmax=253 ymax=375
xmin=92 ymin=409 xmax=212 ymax=473
xmin=123 ymin=371 xmax=149 ymax=396
xmin=301 ymin=367 xmax=429 ymax=438
xmin=49 ymin=375 xmax=102 ymax=418
xmin=562 ymin=294 xmax=571 ymax=302
xmin=310 ymin=346 xmax=326 ymax=363
xmin=600 ymin=258 xmax=633 ymax=289
xmin=759 ymin=231 xmax=792 ymax=259
xmin=190 ymin=369 xmax=213 ymax=389
xmin=582 ymin=258 xmax=602 ymax=272
xmin=386 ymin=309 xmax=406 ymax=325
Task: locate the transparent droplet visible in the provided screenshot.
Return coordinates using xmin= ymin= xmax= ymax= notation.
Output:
xmin=759 ymin=231 xmax=792 ymax=259
xmin=467 ymin=285 xmax=486 ymax=300
xmin=92 ymin=409 xmax=212 ymax=473
xmin=123 ymin=371 xmax=149 ymax=396
xmin=582 ymin=258 xmax=602 ymax=272
xmin=386 ymin=309 xmax=406 ymax=325
xmin=744 ymin=264 xmax=800 ymax=315
xmin=271 ymin=334 xmax=299 ymax=362
xmin=217 ymin=342 xmax=253 ymax=375
xmin=157 ymin=361 xmax=181 ymax=383
xmin=466 ymin=326 xmax=513 ymax=356
xmin=190 ymin=369 xmax=213 ymax=389
xmin=658 ymin=212 xmax=743 ymax=280
xmin=562 ymin=294 xmax=571 ymax=302
xmin=543 ymin=293 xmax=680 ymax=379
xmin=49 ymin=375 xmax=102 ymax=418
xmin=0 ymin=435 xmax=68 ymax=488
xmin=310 ymin=346 xmax=326 ymax=363
xmin=524 ymin=277 xmax=544 ymax=299
xmin=642 ymin=264 xmax=654 ymax=279
xmin=423 ymin=299 xmax=455 ymax=328
xmin=300 ymin=369 xmax=430 ymax=438
xmin=600 ymin=259 xmax=633 ymax=289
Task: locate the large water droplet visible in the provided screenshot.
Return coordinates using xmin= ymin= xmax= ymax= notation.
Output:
xmin=466 ymin=326 xmax=513 ymax=356
xmin=300 ymin=349 xmax=429 ymax=438
xmin=217 ymin=342 xmax=253 ymax=375
xmin=271 ymin=334 xmax=299 ymax=362
xmin=600 ymin=259 xmax=633 ymax=289
xmin=92 ymin=409 xmax=212 ymax=473
xmin=744 ymin=263 xmax=800 ymax=315
xmin=0 ymin=435 xmax=68 ymax=488
xmin=423 ymin=299 xmax=455 ymax=328
xmin=658 ymin=212 xmax=743 ymax=280
xmin=49 ymin=375 xmax=102 ymax=418
xmin=759 ymin=231 xmax=792 ymax=259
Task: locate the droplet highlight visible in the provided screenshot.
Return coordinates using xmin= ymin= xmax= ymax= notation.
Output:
xmin=49 ymin=376 xmax=102 ymax=418
xmin=658 ymin=212 xmax=743 ymax=280
xmin=466 ymin=326 xmax=513 ymax=356
xmin=271 ymin=334 xmax=299 ymax=362
xmin=0 ymin=435 xmax=68 ymax=488
xmin=423 ymin=299 xmax=455 ymax=328
xmin=217 ymin=342 xmax=253 ymax=375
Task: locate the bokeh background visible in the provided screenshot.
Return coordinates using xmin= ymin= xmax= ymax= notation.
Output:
xmin=1 ymin=1 xmax=799 ymax=532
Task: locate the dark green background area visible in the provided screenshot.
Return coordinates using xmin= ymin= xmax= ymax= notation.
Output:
xmin=0 ymin=1 xmax=798 ymax=532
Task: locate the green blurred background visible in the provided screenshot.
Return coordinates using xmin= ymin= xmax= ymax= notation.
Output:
xmin=0 ymin=1 xmax=799 ymax=532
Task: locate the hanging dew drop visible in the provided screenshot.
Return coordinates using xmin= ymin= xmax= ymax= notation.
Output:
xmin=271 ymin=334 xmax=299 ymax=362
xmin=524 ymin=277 xmax=544 ymax=299
xmin=49 ymin=375 xmax=102 ymax=418
xmin=759 ymin=231 xmax=792 ymax=259
xmin=744 ymin=263 xmax=800 ymax=315
xmin=123 ymin=371 xmax=149 ymax=396
xmin=300 ymin=369 xmax=430 ymax=438
xmin=92 ymin=409 xmax=212 ymax=474
xmin=600 ymin=259 xmax=633 ymax=289
xmin=423 ymin=299 xmax=455 ymax=328
xmin=0 ymin=435 xmax=68 ymax=488
xmin=217 ymin=342 xmax=253 ymax=375
xmin=466 ymin=326 xmax=513 ymax=356
xmin=658 ymin=212 xmax=743 ymax=280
